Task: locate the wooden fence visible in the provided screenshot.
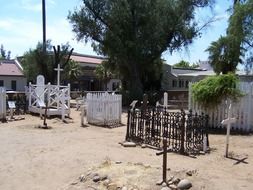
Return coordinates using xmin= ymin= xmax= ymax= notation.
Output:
xmin=28 ymin=83 xmax=71 ymax=119
xmin=86 ymin=92 xmax=122 ymax=127
xmin=189 ymin=82 xmax=253 ymax=132
xmin=0 ymin=87 xmax=6 ymax=120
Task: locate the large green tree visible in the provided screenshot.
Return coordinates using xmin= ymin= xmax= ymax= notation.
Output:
xmin=68 ymin=0 xmax=213 ymax=99
xmin=206 ymin=0 xmax=253 ymax=74
xmin=21 ymin=40 xmax=74 ymax=83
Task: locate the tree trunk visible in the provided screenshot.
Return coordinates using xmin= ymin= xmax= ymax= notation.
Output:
xmin=129 ymin=62 xmax=143 ymax=101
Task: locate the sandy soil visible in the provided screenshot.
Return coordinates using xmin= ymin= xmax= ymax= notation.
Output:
xmin=0 ymin=108 xmax=253 ymax=190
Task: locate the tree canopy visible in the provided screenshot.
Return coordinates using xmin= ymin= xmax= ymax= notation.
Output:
xmin=173 ymin=60 xmax=199 ymax=69
xmin=21 ymin=40 xmax=74 ymax=83
xmin=68 ymin=0 xmax=213 ymax=100
xmin=0 ymin=44 xmax=11 ymax=60
xmin=206 ymin=0 xmax=253 ymax=74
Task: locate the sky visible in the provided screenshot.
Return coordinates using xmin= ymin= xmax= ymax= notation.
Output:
xmin=0 ymin=0 xmax=233 ymax=65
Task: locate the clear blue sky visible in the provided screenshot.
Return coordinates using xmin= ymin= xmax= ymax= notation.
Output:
xmin=0 ymin=0 xmax=233 ymax=65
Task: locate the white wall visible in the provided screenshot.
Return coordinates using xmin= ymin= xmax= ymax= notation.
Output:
xmin=0 ymin=76 xmax=27 ymax=91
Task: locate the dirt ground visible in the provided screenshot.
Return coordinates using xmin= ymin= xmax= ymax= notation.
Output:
xmin=0 ymin=108 xmax=253 ymax=190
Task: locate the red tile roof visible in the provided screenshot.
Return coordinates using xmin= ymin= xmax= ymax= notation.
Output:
xmin=0 ymin=60 xmax=24 ymax=76
xmin=70 ymin=53 xmax=104 ymax=65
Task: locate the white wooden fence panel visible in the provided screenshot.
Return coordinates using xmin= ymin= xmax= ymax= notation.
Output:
xmin=189 ymin=82 xmax=253 ymax=132
xmin=86 ymin=92 xmax=122 ymax=126
xmin=0 ymin=87 xmax=6 ymax=120
xmin=28 ymin=83 xmax=70 ymax=119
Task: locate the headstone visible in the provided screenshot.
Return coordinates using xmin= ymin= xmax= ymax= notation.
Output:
xmin=8 ymin=101 xmax=16 ymax=119
xmin=221 ymin=103 xmax=236 ymax=157
xmin=8 ymin=101 xmax=16 ymax=109
xmin=35 ymin=75 xmax=45 ymax=102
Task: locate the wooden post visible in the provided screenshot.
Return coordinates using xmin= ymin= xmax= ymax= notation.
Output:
xmin=221 ymin=103 xmax=236 ymax=157
xmin=156 ymin=138 xmax=168 ymax=186
xmin=164 ymin=92 xmax=168 ymax=107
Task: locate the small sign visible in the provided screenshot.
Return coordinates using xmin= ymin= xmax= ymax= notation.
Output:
xmin=8 ymin=101 xmax=16 ymax=109
xmin=38 ymin=100 xmax=46 ymax=108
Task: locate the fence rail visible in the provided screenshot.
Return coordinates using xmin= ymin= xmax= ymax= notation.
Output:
xmin=0 ymin=87 xmax=6 ymax=120
xmin=86 ymin=92 xmax=122 ymax=127
xmin=189 ymin=82 xmax=253 ymax=132
xmin=126 ymin=107 xmax=208 ymax=154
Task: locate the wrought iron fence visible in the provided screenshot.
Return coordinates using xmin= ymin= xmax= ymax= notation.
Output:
xmin=126 ymin=107 xmax=209 ymax=154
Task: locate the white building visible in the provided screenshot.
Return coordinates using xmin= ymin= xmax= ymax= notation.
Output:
xmin=0 ymin=59 xmax=27 ymax=91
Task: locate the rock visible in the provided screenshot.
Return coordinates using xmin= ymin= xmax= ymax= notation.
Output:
xmin=115 ymin=161 xmax=122 ymax=164
xmin=79 ymin=174 xmax=86 ymax=182
xmin=172 ymin=178 xmax=180 ymax=184
xmin=122 ymin=141 xmax=136 ymax=147
xmin=141 ymin=144 xmax=147 ymax=148
xmin=177 ymin=179 xmax=192 ymax=189
xmin=70 ymin=181 xmax=78 ymax=185
xmin=144 ymin=164 xmax=151 ymax=168
xmin=169 ymin=184 xmax=177 ymax=189
xmin=121 ymin=186 xmax=128 ymax=190
xmin=156 ymin=179 xmax=163 ymax=185
xmin=167 ymin=176 xmax=174 ymax=182
xmin=161 ymin=187 xmax=171 ymax=190
xmin=107 ymin=183 xmax=118 ymax=190
xmin=162 ymin=182 xmax=167 ymax=187
xmin=92 ymin=175 xmax=100 ymax=182
xmin=100 ymin=174 xmax=108 ymax=181
xmin=186 ymin=171 xmax=192 ymax=176
xmin=103 ymin=179 xmax=111 ymax=186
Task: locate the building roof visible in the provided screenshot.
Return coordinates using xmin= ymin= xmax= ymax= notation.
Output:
xmin=0 ymin=59 xmax=24 ymax=76
xmin=70 ymin=53 xmax=105 ymax=65
xmin=172 ymin=67 xmax=204 ymax=75
xmin=178 ymin=70 xmax=216 ymax=77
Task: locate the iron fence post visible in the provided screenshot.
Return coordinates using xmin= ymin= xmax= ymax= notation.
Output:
xmin=180 ymin=110 xmax=185 ymax=154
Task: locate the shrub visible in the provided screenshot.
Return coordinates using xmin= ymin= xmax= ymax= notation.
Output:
xmin=192 ymin=73 xmax=243 ymax=108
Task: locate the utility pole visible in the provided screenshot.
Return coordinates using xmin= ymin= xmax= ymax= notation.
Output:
xmin=42 ymin=0 xmax=46 ymax=52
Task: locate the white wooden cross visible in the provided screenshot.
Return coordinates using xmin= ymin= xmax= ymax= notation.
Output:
xmin=221 ymin=103 xmax=236 ymax=157
xmin=54 ymin=64 xmax=63 ymax=86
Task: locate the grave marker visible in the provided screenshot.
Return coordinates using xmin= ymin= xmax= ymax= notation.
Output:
xmin=8 ymin=101 xmax=16 ymax=119
xmin=35 ymin=75 xmax=45 ymax=103
xmin=221 ymin=103 xmax=236 ymax=157
xmin=54 ymin=64 xmax=63 ymax=86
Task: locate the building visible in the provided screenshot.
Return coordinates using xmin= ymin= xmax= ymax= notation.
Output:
xmin=162 ymin=61 xmax=253 ymax=100
xmin=70 ymin=53 xmax=121 ymax=91
xmin=0 ymin=59 xmax=27 ymax=91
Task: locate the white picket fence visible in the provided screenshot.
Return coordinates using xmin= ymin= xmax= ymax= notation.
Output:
xmin=28 ymin=83 xmax=71 ymax=119
xmin=86 ymin=92 xmax=122 ymax=126
xmin=0 ymin=87 xmax=6 ymax=120
xmin=189 ymin=82 xmax=253 ymax=132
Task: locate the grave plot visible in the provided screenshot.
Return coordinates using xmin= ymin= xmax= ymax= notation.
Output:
xmin=125 ymin=105 xmax=209 ymax=155
xmin=28 ymin=75 xmax=70 ymax=120
xmin=85 ymin=92 xmax=122 ymax=127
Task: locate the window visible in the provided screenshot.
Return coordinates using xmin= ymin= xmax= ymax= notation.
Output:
xmin=172 ymin=80 xmax=177 ymax=88
xmin=11 ymin=80 xmax=16 ymax=91
xmin=0 ymin=80 xmax=3 ymax=87
xmin=185 ymin=80 xmax=189 ymax=88
xmin=179 ymin=80 xmax=184 ymax=88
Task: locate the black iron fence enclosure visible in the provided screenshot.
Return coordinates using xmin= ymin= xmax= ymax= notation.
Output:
xmin=126 ymin=107 xmax=209 ymax=154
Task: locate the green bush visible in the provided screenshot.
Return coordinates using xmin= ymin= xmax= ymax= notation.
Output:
xmin=192 ymin=73 xmax=243 ymax=108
